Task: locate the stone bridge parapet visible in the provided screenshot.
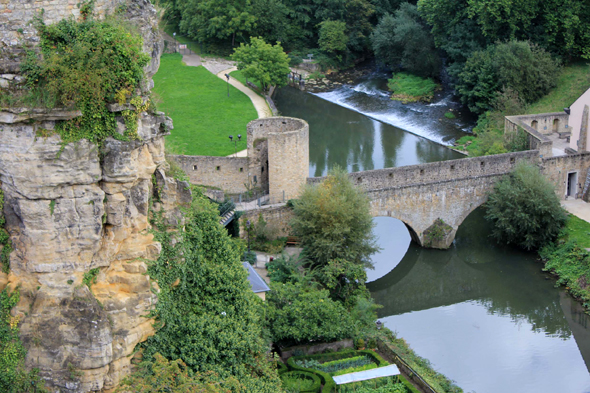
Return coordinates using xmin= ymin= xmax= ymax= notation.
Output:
xmin=308 ymin=151 xmax=541 ymax=248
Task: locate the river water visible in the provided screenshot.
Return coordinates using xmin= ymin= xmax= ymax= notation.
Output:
xmin=274 ymin=75 xmax=590 ymax=393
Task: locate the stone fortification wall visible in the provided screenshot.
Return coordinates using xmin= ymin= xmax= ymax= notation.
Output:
xmin=504 ymin=116 xmax=558 ymax=157
xmin=0 ymin=107 xmax=188 ymax=393
xmin=308 ymin=151 xmax=540 ymax=191
xmin=506 ymin=113 xmax=569 ymax=135
xmin=0 ymin=0 xmax=162 ymax=87
xmin=542 ymin=152 xmax=590 ymax=198
xmin=247 ymin=120 xmax=270 ymax=193
xmin=239 ymin=204 xmax=295 ymax=240
xmin=171 ymin=155 xmax=249 ymax=194
xmin=266 ymin=117 xmax=309 ymax=202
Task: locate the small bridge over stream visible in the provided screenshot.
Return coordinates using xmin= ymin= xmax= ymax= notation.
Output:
xmin=309 ymin=150 xmax=548 ymax=248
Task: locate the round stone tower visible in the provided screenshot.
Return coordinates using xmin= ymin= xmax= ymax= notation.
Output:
xmin=246 ymin=117 xmax=309 ymax=203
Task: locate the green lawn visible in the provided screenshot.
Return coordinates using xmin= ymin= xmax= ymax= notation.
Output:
xmin=153 ymin=53 xmax=257 ymax=156
xmin=229 ymin=70 xmax=261 ymax=92
xmin=565 ymin=215 xmax=590 ymax=248
xmin=527 ymin=62 xmax=590 ymax=114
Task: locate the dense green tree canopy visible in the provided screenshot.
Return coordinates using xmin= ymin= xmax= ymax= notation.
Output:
xmin=318 ymin=20 xmax=349 ymax=60
xmin=371 ymin=3 xmax=441 ymax=78
xmin=456 ymin=41 xmax=560 ymax=113
xmin=144 ymin=190 xmax=281 ymax=392
xmin=177 ymin=0 xmax=257 ymax=46
xmin=485 ymin=162 xmax=568 ymax=250
xmin=231 ymin=37 xmax=291 ymax=92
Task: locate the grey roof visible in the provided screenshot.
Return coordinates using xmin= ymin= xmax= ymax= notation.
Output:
xmin=242 ymin=262 xmax=271 ymax=293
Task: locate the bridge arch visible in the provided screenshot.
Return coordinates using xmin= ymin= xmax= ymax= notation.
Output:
xmin=372 ymin=210 xmax=422 ymax=246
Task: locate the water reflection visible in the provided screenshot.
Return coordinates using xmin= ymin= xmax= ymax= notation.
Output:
xmin=367 ymin=208 xmax=590 ymax=393
xmin=273 ymin=87 xmax=463 ymax=177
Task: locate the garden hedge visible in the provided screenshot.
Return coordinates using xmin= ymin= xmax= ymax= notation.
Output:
xmin=286 ymin=349 xmax=390 ymax=392
xmin=276 ymin=360 xmax=289 ymax=374
xmin=281 ymin=371 xmax=322 ymax=393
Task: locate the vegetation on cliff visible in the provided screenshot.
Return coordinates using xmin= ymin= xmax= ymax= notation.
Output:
xmin=2 ymin=8 xmax=150 ymax=146
xmin=0 ymin=289 xmax=46 ymax=393
xmin=0 ymin=189 xmax=12 ymax=274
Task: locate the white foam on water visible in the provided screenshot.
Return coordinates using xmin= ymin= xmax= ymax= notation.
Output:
xmin=351 ymin=82 xmax=390 ymax=97
xmin=315 ymin=87 xmax=448 ymax=145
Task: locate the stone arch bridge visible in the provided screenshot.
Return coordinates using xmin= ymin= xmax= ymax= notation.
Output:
xmin=308 ymin=150 xmax=590 ymax=248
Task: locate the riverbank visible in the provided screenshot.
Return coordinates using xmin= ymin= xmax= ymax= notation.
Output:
xmin=539 ymin=212 xmax=590 ymax=309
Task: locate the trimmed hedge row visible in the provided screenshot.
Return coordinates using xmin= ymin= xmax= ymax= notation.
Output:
xmin=399 ymin=375 xmax=421 ymax=393
xmin=281 ymin=371 xmax=322 ymax=393
xmin=287 ymin=350 xmax=389 ymax=392
xmin=277 ymin=360 xmax=289 ymax=374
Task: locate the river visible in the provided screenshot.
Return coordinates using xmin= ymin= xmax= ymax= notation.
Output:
xmin=274 ymin=75 xmax=590 ymax=393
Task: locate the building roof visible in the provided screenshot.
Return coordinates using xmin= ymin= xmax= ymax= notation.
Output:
xmin=242 ymin=262 xmax=271 ymax=293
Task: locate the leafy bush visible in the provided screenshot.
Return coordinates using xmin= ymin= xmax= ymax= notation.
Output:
xmin=267 ymin=282 xmax=354 ymax=347
xmin=0 ymin=189 xmax=12 ymax=273
xmin=456 ymin=41 xmax=560 ymax=114
xmin=116 ymin=353 xmax=228 ymax=393
xmin=485 ymin=162 xmax=567 ymax=250
xmin=281 ymin=371 xmax=321 ymax=393
xmin=266 ymin=254 xmax=305 ymax=283
xmin=387 ymin=73 xmax=438 ymax=103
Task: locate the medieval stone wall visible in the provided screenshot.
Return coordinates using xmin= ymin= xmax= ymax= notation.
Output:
xmin=542 ymin=152 xmax=590 ymax=198
xmin=171 ymin=155 xmax=249 ymax=194
xmin=308 ymin=150 xmax=539 ymax=192
xmin=239 ymin=204 xmax=295 ymax=240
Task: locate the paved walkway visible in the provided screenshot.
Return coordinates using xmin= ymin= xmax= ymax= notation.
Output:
xmin=562 ymin=199 xmax=590 ymax=223
xmin=215 ymin=66 xmax=272 ymax=119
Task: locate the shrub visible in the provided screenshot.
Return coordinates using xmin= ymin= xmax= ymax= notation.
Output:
xmin=485 ymin=161 xmax=567 ymax=250
xmin=457 ymin=41 xmax=560 ymax=114
xmin=266 ymin=254 xmax=304 ymax=283
xmin=267 ymin=282 xmax=354 ymax=347
xmin=20 ymin=13 xmax=151 ymax=145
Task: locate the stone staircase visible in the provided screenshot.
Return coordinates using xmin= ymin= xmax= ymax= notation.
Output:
xmin=219 ymin=209 xmax=236 ymax=227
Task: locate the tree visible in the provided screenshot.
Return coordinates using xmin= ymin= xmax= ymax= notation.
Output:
xmin=371 ymin=4 xmax=441 ymax=78
xmin=485 ymin=162 xmax=567 ymax=250
xmin=266 ymin=282 xmax=354 ymax=347
xmin=291 ymin=166 xmax=379 ymax=281
xmin=318 ymin=20 xmax=348 ymax=61
xmin=456 ymin=40 xmax=560 ymax=114
xmin=144 ymin=190 xmax=282 ymax=392
xmin=178 ymin=0 xmax=257 ymax=46
xmin=231 ymin=37 xmax=290 ymax=92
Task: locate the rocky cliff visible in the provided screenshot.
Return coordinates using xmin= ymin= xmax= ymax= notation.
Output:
xmin=0 ymin=1 xmax=187 ymax=391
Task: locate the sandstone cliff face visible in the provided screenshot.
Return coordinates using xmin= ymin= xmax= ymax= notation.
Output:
xmin=0 ymin=108 xmax=189 ymax=392
xmin=0 ymin=1 xmax=184 ymax=391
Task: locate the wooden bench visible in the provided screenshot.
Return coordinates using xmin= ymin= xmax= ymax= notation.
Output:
xmin=286 ymin=236 xmax=300 ymax=246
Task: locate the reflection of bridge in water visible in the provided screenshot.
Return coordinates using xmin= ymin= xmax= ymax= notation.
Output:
xmin=367 ymin=208 xmax=590 ymax=373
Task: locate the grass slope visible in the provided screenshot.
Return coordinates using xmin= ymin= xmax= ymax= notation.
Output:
xmin=229 ymin=70 xmax=262 ymax=92
xmin=153 ymin=53 xmax=257 ymax=156
xmin=388 ymin=73 xmax=438 ymax=103
xmin=527 ymin=62 xmax=590 ymax=114
xmin=565 ymin=215 xmax=590 ymax=248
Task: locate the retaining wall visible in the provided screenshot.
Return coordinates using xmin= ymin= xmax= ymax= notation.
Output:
xmin=170 ymin=155 xmax=248 ymax=194
xmin=542 ymin=152 xmax=590 ymax=199
xmin=239 ymin=204 xmax=294 ymax=239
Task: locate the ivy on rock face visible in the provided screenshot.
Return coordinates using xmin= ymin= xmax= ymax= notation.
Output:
xmin=144 ymin=189 xmax=282 ymax=392
xmin=21 ymin=12 xmax=150 ymax=145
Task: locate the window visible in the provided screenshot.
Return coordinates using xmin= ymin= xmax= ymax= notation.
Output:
xmin=193 ymin=165 xmax=198 ymax=170
xmin=216 ymin=166 xmax=220 ymax=171
xmin=239 ymin=167 xmax=243 ymax=172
